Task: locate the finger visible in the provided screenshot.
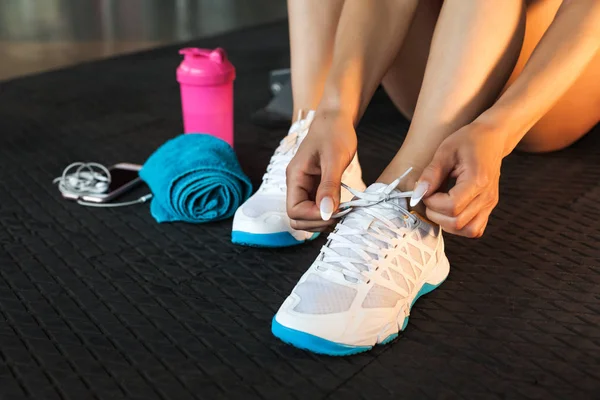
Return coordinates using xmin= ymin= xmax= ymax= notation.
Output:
xmin=424 ymin=165 xmax=497 ymax=216
xmin=286 ymin=167 xmax=322 ymax=221
xmin=460 ymin=212 xmax=489 ymax=238
xmin=427 ymin=206 xmax=490 ymax=238
xmin=287 ymin=200 xmax=322 ymax=221
xmin=290 ymin=218 xmax=336 ymax=232
xmin=425 ymin=192 xmax=490 ymax=231
xmin=315 ymin=151 xmax=348 ymax=221
xmin=410 ymin=147 xmax=455 ymax=207
xmin=424 ymin=179 xmax=480 ymax=217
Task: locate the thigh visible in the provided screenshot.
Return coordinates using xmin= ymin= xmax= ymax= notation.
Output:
xmin=508 ymin=0 xmax=600 ymax=152
xmin=381 ymin=0 xmax=443 ymax=120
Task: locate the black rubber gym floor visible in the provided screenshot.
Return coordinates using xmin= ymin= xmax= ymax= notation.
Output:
xmin=1 ymin=21 xmax=599 ymax=400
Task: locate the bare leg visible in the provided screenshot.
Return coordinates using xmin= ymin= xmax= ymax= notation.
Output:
xmin=378 ymin=0 xmax=526 ymax=189
xmin=383 ymin=0 xmax=599 ymax=157
xmin=288 ymin=0 xmax=345 ymax=117
xmin=320 ymin=0 xmax=420 ymax=121
xmin=382 ymin=0 xmax=443 ymax=120
xmin=511 ymin=0 xmax=600 ymax=152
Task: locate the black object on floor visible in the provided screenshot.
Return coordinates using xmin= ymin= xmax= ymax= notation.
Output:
xmin=251 ymin=73 xmax=293 ymax=128
xmin=0 ymin=22 xmax=599 ymax=400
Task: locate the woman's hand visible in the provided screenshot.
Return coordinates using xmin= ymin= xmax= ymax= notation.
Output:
xmin=411 ymin=122 xmax=506 ymax=238
xmin=286 ymin=110 xmax=357 ymax=232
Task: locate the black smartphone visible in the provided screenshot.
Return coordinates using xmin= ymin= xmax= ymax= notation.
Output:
xmin=76 ymin=163 xmax=142 ymax=203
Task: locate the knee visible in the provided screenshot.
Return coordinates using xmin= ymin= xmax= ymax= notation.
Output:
xmin=516 ymin=126 xmax=591 ymax=153
xmin=516 ymin=140 xmax=570 ymax=154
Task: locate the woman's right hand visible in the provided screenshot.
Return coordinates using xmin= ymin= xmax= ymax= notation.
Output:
xmin=286 ymin=110 xmax=357 ymax=232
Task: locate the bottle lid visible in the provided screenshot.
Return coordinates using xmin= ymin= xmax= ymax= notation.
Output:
xmin=177 ymin=47 xmax=236 ymax=85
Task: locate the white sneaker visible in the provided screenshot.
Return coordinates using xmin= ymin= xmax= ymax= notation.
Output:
xmin=271 ymin=171 xmax=450 ymax=355
xmin=232 ymin=111 xmax=365 ymax=247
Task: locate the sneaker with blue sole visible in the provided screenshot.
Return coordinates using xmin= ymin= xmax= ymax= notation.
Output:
xmin=232 ymin=110 xmax=365 ymax=248
xmin=271 ymin=172 xmax=450 ymax=355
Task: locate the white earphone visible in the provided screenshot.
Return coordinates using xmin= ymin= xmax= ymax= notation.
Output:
xmin=53 ymin=162 xmax=152 ymax=208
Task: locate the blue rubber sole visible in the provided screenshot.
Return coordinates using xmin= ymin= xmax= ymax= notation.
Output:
xmin=271 ymin=278 xmax=446 ymax=356
xmin=231 ymin=231 xmax=320 ymax=248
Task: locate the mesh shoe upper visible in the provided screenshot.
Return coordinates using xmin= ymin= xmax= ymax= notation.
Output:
xmin=293 ymin=274 xmax=357 ymax=314
xmin=287 ymin=177 xmax=442 ymax=316
xmin=240 ymin=194 xmax=287 ymax=218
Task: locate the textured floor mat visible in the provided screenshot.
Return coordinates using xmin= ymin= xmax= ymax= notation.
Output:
xmin=0 ymin=22 xmax=599 ymax=400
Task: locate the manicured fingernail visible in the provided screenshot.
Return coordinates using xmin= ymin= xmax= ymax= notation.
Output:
xmin=410 ymin=182 xmax=429 ymax=207
xmin=320 ymin=197 xmax=334 ymax=221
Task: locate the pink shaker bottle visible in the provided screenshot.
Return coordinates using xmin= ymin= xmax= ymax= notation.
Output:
xmin=177 ymin=48 xmax=236 ymax=146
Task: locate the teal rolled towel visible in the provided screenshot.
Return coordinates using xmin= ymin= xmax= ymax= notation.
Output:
xmin=139 ymin=134 xmax=252 ymax=223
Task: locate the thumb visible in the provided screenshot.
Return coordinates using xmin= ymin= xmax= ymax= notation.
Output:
xmin=316 ymin=155 xmax=346 ymax=221
xmin=410 ymin=148 xmax=454 ymax=207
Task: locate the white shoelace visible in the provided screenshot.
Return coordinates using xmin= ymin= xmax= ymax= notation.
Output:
xmin=316 ymin=169 xmax=418 ymax=283
xmin=261 ymin=111 xmax=315 ymax=192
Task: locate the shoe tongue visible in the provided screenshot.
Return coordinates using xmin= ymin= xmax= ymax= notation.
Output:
xmin=288 ymin=111 xmax=315 ymax=135
xmin=265 ymin=122 xmax=306 ymax=190
xmin=288 ymin=120 xmax=301 ymax=135
xmin=365 ymin=183 xmax=387 ymax=193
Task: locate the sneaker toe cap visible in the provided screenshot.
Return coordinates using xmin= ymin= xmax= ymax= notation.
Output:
xmin=233 ymin=206 xmax=291 ymax=234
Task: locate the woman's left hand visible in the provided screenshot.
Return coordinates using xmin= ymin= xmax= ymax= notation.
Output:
xmin=411 ymin=122 xmax=507 ymax=238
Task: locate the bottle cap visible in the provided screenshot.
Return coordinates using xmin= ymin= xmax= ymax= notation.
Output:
xmin=177 ymin=47 xmax=236 ymax=86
